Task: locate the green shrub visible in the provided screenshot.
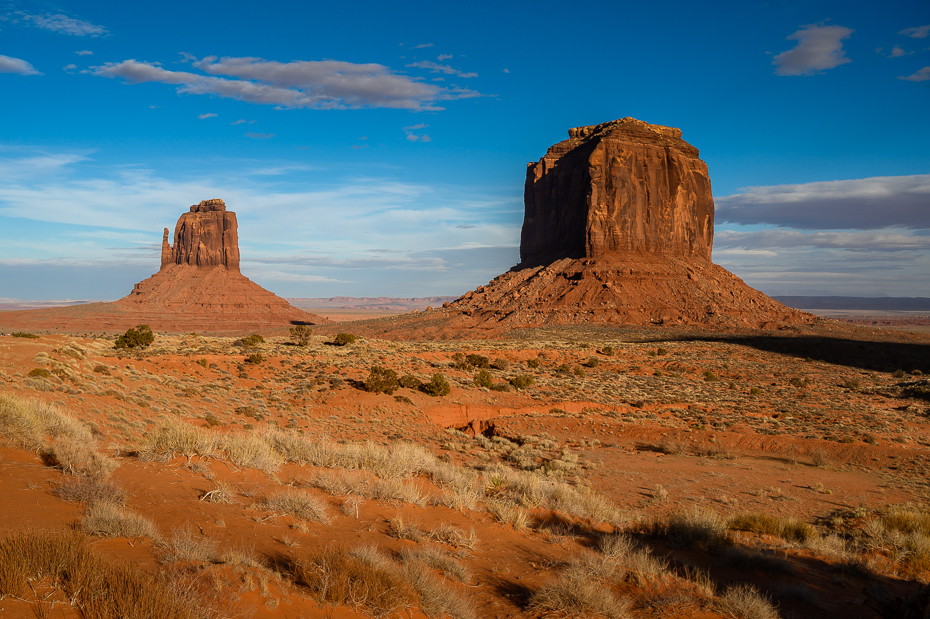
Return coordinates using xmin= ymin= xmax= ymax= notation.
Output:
xmin=749 ymin=387 xmax=761 ymax=395
xmin=557 ymin=364 xmax=571 ymax=374
xmin=241 ymin=333 xmax=265 ymax=347
xmin=421 ymin=373 xmax=451 ymax=397
xmin=114 ymin=324 xmax=154 ymax=350
xmin=474 ymin=369 xmax=493 ymax=389
xmin=509 ymin=374 xmax=535 ymax=390
xmin=703 ymin=370 xmax=719 ymax=382
xmin=490 ymin=383 xmax=511 ymax=392
xmin=333 ymin=333 xmax=356 ymax=346
xmin=893 ymin=369 xmax=906 ymax=379
xmin=28 ymin=368 xmax=51 ymax=378
xmin=657 ymin=348 xmax=669 ymax=355
xmin=245 ymin=353 xmax=263 ymax=365
xmin=583 ymin=357 xmax=600 ymax=368
xmin=93 ymin=365 xmax=112 ymax=376
xmin=290 ymin=325 xmax=313 ymax=346
xmin=465 ymin=354 xmax=490 ymax=368
xmin=398 ymin=374 xmax=422 ymax=390
xmin=600 ymin=346 xmax=614 ymax=356
xmin=789 ymin=377 xmax=810 ymax=388
xmin=366 ymin=366 xmax=400 ymax=394
xmin=11 ymin=332 xmax=39 ymax=339
xmin=490 ymin=357 xmax=509 ymax=370
xmin=526 ymin=359 xmax=541 ymax=369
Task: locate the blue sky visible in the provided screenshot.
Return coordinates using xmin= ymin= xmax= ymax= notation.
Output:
xmin=1 ymin=0 xmax=928 ymax=301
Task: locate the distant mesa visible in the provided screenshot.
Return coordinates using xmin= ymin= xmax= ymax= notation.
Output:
xmin=0 ymin=199 xmax=329 ymax=334
xmin=443 ymin=118 xmax=814 ymax=331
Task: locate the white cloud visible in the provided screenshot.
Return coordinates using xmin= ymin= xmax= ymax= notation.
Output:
xmin=93 ymin=56 xmax=482 ymax=111
xmin=0 ymin=55 xmax=41 ymax=75
xmin=75 ymin=50 xmax=92 ymax=56
xmin=715 ymin=174 xmax=930 ymax=230
xmin=198 ymin=112 xmax=218 ymax=119
xmin=889 ymin=46 xmax=911 ymax=57
xmin=245 ymin=131 xmax=275 ymax=139
xmin=406 ymin=60 xmax=478 ymax=78
xmin=437 ymin=54 xmax=452 ymax=61
xmin=17 ymin=12 xmax=106 ymax=36
xmin=231 ymin=119 xmax=256 ymax=125
xmin=403 ymin=124 xmax=431 ymax=142
xmin=899 ymin=24 xmax=930 ymax=39
xmin=773 ymin=24 xmax=854 ymax=76
xmin=716 ymin=229 xmax=930 ymax=252
xmin=414 ymin=43 xmax=434 ymax=48
xmin=62 ymin=64 xmax=77 ymax=71
xmin=900 ymin=66 xmax=930 ymax=82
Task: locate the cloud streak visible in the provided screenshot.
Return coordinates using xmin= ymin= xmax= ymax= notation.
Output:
xmin=716 ymin=229 xmax=930 ymax=252
xmin=406 ymin=60 xmax=478 ymax=78
xmin=93 ymin=55 xmax=483 ymax=111
xmin=900 ymin=67 xmax=930 ymax=82
xmin=773 ymin=24 xmax=853 ymax=76
xmin=17 ymin=12 xmax=106 ymax=36
xmin=715 ymin=174 xmax=930 ymax=230
xmin=0 ymin=55 xmax=41 ymax=75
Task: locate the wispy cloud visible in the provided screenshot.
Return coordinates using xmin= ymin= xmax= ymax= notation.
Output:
xmin=403 ymin=124 xmax=431 ymax=142
xmin=231 ymin=119 xmax=256 ymax=125
xmin=92 ymin=55 xmax=482 ymax=111
xmin=16 ymin=12 xmax=106 ymax=36
xmin=414 ymin=43 xmax=434 ymax=49
xmin=437 ymin=54 xmax=452 ymax=61
xmin=889 ymin=46 xmax=912 ymax=57
xmin=0 ymin=55 xmax=41 ymax=76
xmin=715 ymin=174 xmax=930 ymax=230
xmin=716 ymin=229 xmax=930 ymax=252
xmin=406 ymin=60 xmax=478 ymax=78
xmin=245 ymin=131 xmax=275 ymax=139
xmin=773 ymin=24 xmax=853 ymax=76
xmin=62 ymin=64 xmax=77 ymax=72
xmin=900 ymin=66 xmax=930 ymax=82
xmin=75 ymin=50 xmax=93 ymax=56
xmin=198 ymin=112 xmax=218 ymax=119
xmin=899 ymin=24 xmax=930 ymax=39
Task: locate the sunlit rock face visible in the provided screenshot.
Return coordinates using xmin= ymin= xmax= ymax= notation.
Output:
xmin=520 ymin=117 xmax=714 ymax=267
xmin=161 ymin=198 xmax=241 ymax=271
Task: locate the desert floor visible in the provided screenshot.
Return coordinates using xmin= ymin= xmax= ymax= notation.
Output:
xmin=0 ymin=319 xmax=928 ymax=618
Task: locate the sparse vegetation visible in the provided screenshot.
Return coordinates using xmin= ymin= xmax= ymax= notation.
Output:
xmin=421 ymin=373 xmax=451 ymax=397
xmin=333 ymin=332 xmax=356 ymax=346
xmin=114 ymin=324 xmax=155 ymax=349
xmin=11 ymin=331 xmax=39 ymax=338
xmin=289 ymin=324 xmax=313 ymax=346
xmin=366 ymin=366 xmax=400 ymax=394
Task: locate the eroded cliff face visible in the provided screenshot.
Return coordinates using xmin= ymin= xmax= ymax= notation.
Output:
xmin=520 ymin=118 xmax=714 ymax=267
xmin=161 ymin=199 xmax=241 ymax=271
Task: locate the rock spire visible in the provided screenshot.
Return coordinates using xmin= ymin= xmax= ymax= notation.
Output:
xmin=161 ymin=199 xmax=241 ymax=270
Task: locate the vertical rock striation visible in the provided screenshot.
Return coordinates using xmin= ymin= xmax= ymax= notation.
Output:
xmin=521 ymin=118 xmax=714 ymax=267
xmin=161 ymin=199 xmax=241 ymax=270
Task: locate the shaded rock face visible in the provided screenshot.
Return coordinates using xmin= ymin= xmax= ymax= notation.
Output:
xmin=521 ymin=118 xmax=714 ymax=267
xmin=161 ymin=199 xmax=240 ymax=271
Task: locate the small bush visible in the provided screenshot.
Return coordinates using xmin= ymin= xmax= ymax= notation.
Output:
xmin=789 ymin=377 xmax=810 ymax=388
xmin=290 ymin=325 xmax=313 ymax=346
xmin=490 ymin=357 xmax=510 ymax=370
xmin=93 ymin=365 xmax=112 ymax=376
xmin=893 ymin=369 xmax=906 ymax=379
xmin=82 ymin=502 xmax=161 ymax=540
xmin=241 ymin=333 xmax=265 ymax=347
xmin=703 ymin=370 xmax=719 ymax=382
xmin=333 ymin=333 xmax=356 ymax=346
xmin=11 ymin=331 xmax=39 ymax=339
xmin=366 ymin=366 xmax=400 ymax=395
xmin=749 ymin=387 xmax=761 ymax=395
xmin=53 ymin=476 xmax=126 ymax=506
xmin=114 ymin=324 xmax=154 ymax=349
xmin=422 ymin=374 xmax=451 ymax=397
xmin=718 ymin=583 xmax=781 ymax=619
xmin=600 ymin=346 xmax=614 ymax=356
xmin=660 ymin=507 xmax=729 ymax=550
xmin=28 ymin=368 xmax=51 ymax=379
xmin=509 ymin=374 xmax=535 ymax=390
xmin=474 ymin=369 xmax=493 ymax=389
xmin=398 ymin=374 xmax=422 ymax=390
xmin=261 ymin=489 xmax=331 ymax=524
xmin=244 ymin=353 xmax=263 ymax=365
xmin=583 ymin=357 xmax=600 ymax=368
xmin=465 ymin=354 xmax=490 ymax=368
xmin=526 ymin=358 xmax=541 ymax=369
xmin=728 ymin=513 xmax=817 ymax=543
xmin=529 ymin=565 xmax=631 ymax=619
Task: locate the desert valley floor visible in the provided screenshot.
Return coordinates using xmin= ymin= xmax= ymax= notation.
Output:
xmin=1 ymin=316 xmax=929 ymax=619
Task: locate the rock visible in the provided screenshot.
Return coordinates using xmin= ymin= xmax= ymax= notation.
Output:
xmin=161 ymin=199 xmax=240 ymax=270
xmin=521 ymin=117 xmax=713 ymax=267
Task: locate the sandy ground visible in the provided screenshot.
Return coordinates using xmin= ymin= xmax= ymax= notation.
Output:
xmin=0 ymin=324 xmax=928 ymax=618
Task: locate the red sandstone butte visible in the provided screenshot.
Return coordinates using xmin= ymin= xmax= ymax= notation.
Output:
xmin=0 ymin=199 xmax=328 ymax=334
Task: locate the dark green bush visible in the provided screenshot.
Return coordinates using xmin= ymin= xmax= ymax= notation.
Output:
xmin=241 ymin=334 xmax=265 ymax=347
xmin=11 ymin=332 xmax=39 ymax=339
xmin=600 ymin=346 xmax=614 ymax=356
xmin=245 ymin=353 xmax=263 ymax=365
xmin=703 ymin=370 xmax=718 ymax=382
xmin=526 ymin=358 xmax=540 ymax=369
xmin=290 ymin=325 xmax=313 ymax=346
xmin=893 ymin=369 xmax=906 ymax=379
xmin=93 ymin=365 xmax=111 ymax=376
xmin=583 ymin=357 xmax=600 ymax=368
xmin=474 ymin=369 xmax=493 ymax=389
xmin=28 ymin=368 xmax=51 ymax=378
xmin=398 ymin=374 xmax=421 ymax=390
xmin=333 ymin=333 xmax=356 ymax=346
xmin=114 ymin=324 xmax=154 ymax=350
xmin=421 ymin=373 xmax=451 ymax=397
xmin=465 ymin=354 xmax=490 ymax=368
xmin=509 ymin=374 xmax=535 ymax=390
xmin=490 ymin=383 xmax=511 ymax=392
xmin=366 ymin=366 xmax=399 ymax=394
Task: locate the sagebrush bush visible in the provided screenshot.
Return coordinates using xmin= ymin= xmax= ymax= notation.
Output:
xmin=398 ymin=374 xmax=422 ymax=390
xmin=241 ymin=333 xmax=265 ymax=347
xmin=333 ymin=332 xmax=356 ymax=346
xmin=509 ymin=374 xmax=535 ymax=389
xmin=11 ymin=331 xmax=39 ymax=338
xmin=289 ymin=325 xmax=313 ymax=346
xmin=244 ymin=353 xmax=263 ymax=365
xmin=421 ymin=373 xmax=451 ymax=397
xmin=366 ymin=366 xmax=400 ymax=394
xmin=474 ymin=369 xmax=493 ymax=389
xmin=114 ymin=324 xmax=154 ymax=349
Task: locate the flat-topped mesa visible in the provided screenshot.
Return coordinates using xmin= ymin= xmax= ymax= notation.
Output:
xmin=160 ymin=199 xmax=240 ymax=271
xmin=520 ymin=117 xmax=714 ymax=267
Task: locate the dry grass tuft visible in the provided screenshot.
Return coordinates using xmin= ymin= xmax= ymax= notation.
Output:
xmin=285 ymin=545 xmax=417 ymax=618
xmin=399 ymin=545 xmax=472 ymax=583
xmin=260 ymin=489 xmax=331 ymax=524
xmin=53 ymin=476 xmax=126 ymax=506
xmin=0 ymin=529 xmax=202 ymax=618
xmin=658 ymin=507 xmax=730 ymax=550
xmin=81 ymin=502 xmax=161 ymax=541
xmin=167 ymin=528 xmax=220 ymax=563
xmin=389 ymin=516 xmax=425 ymax=542
xmin=529 ymin=565 xmax=631 ymax=619
xmin=717 ymin=583 xmax=781 ymax=619
xmin=428 ymin=523 xmax=478 ymax=550
xmin=728 ymin=512 xmax=817 ymax=543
